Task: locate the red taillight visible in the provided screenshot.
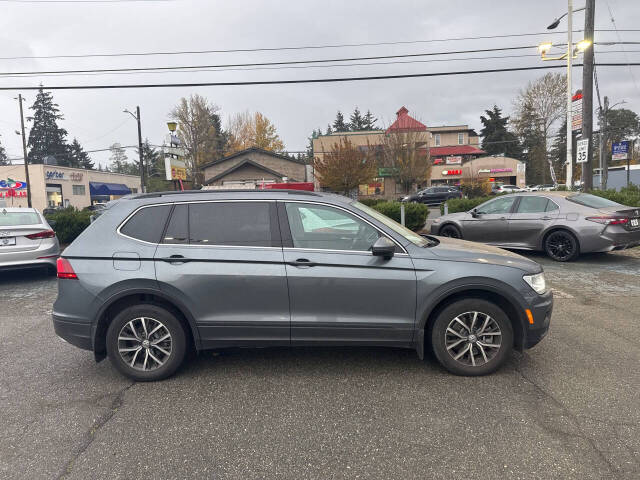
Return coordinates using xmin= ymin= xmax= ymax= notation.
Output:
xmin=26 ymin=229 xmax=56 ymax=240
xmin=56 ymin=258 xmax=77 ymax=279
xmin=586 ymin=216 xmax=629 ymax=225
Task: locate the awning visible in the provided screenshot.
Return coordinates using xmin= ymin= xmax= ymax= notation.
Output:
xmin=89 ymin=182 xmax=131 ymax=196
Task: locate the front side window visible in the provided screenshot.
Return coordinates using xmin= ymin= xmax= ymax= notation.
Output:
xmin=285 ymin=203 xmax=381 ymax=252
xmin=189 ymin=202 xmax=274 ymax=247
xmin=516 ymin=196 xmax=549 ymax=213
xmin=120 ymin=205 xmax=172 ymax=243
xmin=162 ymin=204 xmax=188 ymax=244
xmin=477 ymin=196 xmax=516 ymax=214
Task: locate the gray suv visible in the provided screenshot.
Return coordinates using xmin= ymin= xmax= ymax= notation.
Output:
xmin=53 ymin=190 xmax=553 ymax=381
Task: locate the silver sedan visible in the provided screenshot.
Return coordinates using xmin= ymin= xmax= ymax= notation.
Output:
xmin=431 ymin=192 xmax=640 ymax=261
xmin=0 ymin=207 xmax=60 ymax=273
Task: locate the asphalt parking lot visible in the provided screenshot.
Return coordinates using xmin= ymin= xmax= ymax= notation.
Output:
xmin=1 ymin=249 xmax=639 ymax=479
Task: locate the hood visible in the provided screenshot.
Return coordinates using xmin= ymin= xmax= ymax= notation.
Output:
xmin=425 ymin=236 xmax=542 ymax=273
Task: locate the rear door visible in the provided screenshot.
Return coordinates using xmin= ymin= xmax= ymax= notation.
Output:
xmin=506 ymin=196 xmax=560 ymax=247
xmin=279 ymin=201 xmax=417 ymax=346
xmin=461 ymin=196 xmax=517 ymax=243
xmin=154 ymin=201 xmax=290 ymax=349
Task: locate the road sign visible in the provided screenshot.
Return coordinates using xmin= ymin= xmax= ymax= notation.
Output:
xmin=576 ymin=139 xmax=589 ymax=163
xmin=572 ymin=92 xmax=583 ymax=132
xmin=612 ymin=141 xmax=630 ymax=161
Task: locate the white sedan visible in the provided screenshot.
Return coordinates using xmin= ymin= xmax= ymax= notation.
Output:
xmin=0 ymin=207 xmax=60 ymax=274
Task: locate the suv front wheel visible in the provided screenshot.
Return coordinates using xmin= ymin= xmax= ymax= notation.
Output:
xmin=106 ymin=304 xmax=187 ymax=381
xmin=430 ymin=299 xmax=513 ymax=376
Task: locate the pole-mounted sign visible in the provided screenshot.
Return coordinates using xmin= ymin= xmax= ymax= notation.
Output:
xmin=576 ymin=138 xmax=589 ymax=163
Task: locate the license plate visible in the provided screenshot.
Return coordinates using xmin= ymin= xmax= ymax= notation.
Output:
xmin=0 ymin=237 xmax=16 ymax=246
xmin=631 ymin=218 xmax=639 ymax=228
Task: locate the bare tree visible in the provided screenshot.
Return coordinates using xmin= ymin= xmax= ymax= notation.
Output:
xmin=314 ymin=138 xmax=377 ymax=196
xmin=379 ymin=130 xmax=431 ymax=193
xmin=170 ymin=94 xmax=225 ymax=185
xmin=512 ymin=73 xmax=567 ymax=184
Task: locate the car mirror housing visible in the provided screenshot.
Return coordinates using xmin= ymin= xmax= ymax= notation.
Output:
xmin=470 ymin=209 xmax=479 ymax=218
xmin=371 ymin=237 xmax=396 ymax=258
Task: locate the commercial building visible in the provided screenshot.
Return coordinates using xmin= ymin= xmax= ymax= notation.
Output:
xmin=312 ymin=106 xmax=524 ymax=198
xmin=0 ymin=164 xmax=141 ymax=211
xmin=202 ymin=147 xmax=311 ymax=188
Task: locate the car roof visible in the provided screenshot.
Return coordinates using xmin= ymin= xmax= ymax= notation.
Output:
xmin=0 ymin=207 xmax=39 ymax=213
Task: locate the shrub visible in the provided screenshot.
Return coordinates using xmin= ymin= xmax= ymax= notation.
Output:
xmin=441 ymin=196 xmax=493 ymax=215
xmin=588 ymin=185 xmax=640 ymax=207
xmin=45 ymin=207 xmax=93 ymax=244
xmin=371 ymin=201 xmax=429 ymax=231
xmin=460 ymin=180 xmax=491 ymax=198
xmin=357 ymin=198 xmax=384 ymax=207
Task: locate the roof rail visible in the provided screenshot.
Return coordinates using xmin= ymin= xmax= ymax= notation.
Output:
xmin=132 ymin=189 xmax=320 ymax=199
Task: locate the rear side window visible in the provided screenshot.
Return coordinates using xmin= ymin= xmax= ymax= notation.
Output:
xmin=188 ymin=202 xmax=275 ymax=247
xmin=516 ymin=196 xmax=549 ymax=213
xmin=120 ymin=205 xmax=171 ymax=243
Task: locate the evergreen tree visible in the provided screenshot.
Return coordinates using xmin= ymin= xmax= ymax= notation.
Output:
xmin=332 ymin=111 xmax=348 ymax=132
xmin=109 ymin=143 xmax=137 ymax=175
xmin=306 ymin=128 xmax=321 ymax=159
xmin=27 ymin=88 xmax=69 ymax=165
xmin=479 ymin=105 xmax=523 ymax=158
xmin=0 ymin=139 xmax=8 ymax=166
xmin=362 ymin=110 xmax=378 ymax=130
xmin=136 ymin=139 xmax=160 ymax=183
xmin=325 ymin=124 xmax=333 ymax=135
xmin=349 ymin=107 xmax=365 ymax=131
xmin=67 ymin=138 xmax=94 ymax=169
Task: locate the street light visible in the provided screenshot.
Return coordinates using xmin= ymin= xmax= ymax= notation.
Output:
xmin=124 ymin=107 xmax=145 ymax=193
xmin=538 ymin=1 xmax=590 ymax=188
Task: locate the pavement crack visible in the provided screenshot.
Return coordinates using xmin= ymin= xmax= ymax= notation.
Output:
xmin=56 ymin=381 xmax=134 ymax=479
xmin=514 ymin=360 xmax=620 ymax=477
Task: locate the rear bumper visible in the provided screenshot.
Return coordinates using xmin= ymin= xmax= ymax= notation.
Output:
xmin=524 ymin=289 xmax=553 ymax=349
xmin=586 ymin=227 xmax=640 ymax=252
xmin=0 ymin=241 xmax=59 ymax=270
xmin=52 ymin=313 xmax=93 ymax=351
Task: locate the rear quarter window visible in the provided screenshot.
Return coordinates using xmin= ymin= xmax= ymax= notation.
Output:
xmin=120 ymin=205 xmax=172 ymax=243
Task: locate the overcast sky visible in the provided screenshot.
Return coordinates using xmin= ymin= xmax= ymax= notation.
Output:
xmin=1 ymin=0 xmax=638 ymax=169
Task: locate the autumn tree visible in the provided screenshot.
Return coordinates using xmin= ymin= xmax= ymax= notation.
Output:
xmin=512 ymin=73 xmax=566 ymax=184
xmin=314 ymin=137 xmax=377 ymax=196
xmin=170 ymin=94 xmax=226 ymax=185
xmin=380 ymin=130 xmax=431 ymax=193
xmin=227 ymin=111 xmax=285 ymax=153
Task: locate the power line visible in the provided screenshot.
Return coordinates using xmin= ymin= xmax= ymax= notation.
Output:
xmin=1 ymin=63 xmax=637 ymax=91
xmin=605 ymin=1 xmax=640 ymax=94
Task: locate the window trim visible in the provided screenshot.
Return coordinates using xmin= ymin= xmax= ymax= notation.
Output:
xmin=278 ymin=200 xmax=408 ymax=255
xmin=117 ymin=199 xmax=281 ymax=249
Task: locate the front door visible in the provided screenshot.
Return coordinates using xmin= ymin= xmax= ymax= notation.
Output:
xmin=154 ymin=201 xmax=290 ymax=349
xmin=279 ymin=201 xmax=417 ymax=346
xmin=506 ymin=196 xmax=561 ymax=248
xmin=461 ymin=196 xmax=517 ymax=243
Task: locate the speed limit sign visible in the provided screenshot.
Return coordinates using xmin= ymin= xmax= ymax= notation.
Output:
xmin=576 ymin=139 xmax=589 ymax=163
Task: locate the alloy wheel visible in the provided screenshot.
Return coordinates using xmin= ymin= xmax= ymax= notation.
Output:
xmin=546 ymin=231 xmax=575 ymax=261
xmin=117 ymin=317 xmax=172 ymax=371
xmin=444 ymin=311 xmax=502 ymax=367
xmin=441 ymin=225 xmax=461 ymax=238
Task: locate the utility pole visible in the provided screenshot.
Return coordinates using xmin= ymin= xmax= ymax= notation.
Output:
xmin=17 ymin=94 xmax=32 ymax=208
xmin=136 ymin=106 xmax=145 ymax=193
xmin=565 ymin=0 xmax=574 ymax=188
xmin=582 ymin=0 xmax=595 ymax=190
xmin=600 ymin=96 xmax=609 ymax=190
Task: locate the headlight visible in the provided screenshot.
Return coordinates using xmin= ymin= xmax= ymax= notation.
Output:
xmin=523 ymin=273 xmax=546 ymax=294
xmin=432 ymin=218 xmax=441 ymax=223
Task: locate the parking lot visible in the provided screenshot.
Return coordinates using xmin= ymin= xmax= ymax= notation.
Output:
xmin=1 ymin=249 xmax=639 ymax=479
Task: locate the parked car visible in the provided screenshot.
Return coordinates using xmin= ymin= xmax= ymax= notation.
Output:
xmin=528 ymin=184 xmax=556 ymax=192
xmin=491 ymin=184 xmax=526 ymax=195
xmin=0 ymin=207 xmax=60 ymax=274
xmin=85 ymin=203 xmax=107 ymax=212
xmin=53 ymin=189 xmax=553 ymax=381
xmin=402 ymin=186 xmax=462 ymax=205
xmin=430 ymin=192 xmax=640 ymax=261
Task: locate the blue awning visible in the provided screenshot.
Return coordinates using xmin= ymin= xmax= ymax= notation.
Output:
xmin=89 ymin=182 xmax=131 ymax=196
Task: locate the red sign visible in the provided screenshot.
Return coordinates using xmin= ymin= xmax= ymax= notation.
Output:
xmin=0 ymin=189 xmax=28 ymax=198
xmin=441 ymin=169 xmax=462 ymax=176
xmin=433 ymin=158 xmax=444 ymax=165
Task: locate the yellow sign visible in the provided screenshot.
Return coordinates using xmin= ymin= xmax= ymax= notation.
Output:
xmin=171 ymin=166 xmax=187 ymax=180
xmin=165 ymin=156 xmax=187 ymax=181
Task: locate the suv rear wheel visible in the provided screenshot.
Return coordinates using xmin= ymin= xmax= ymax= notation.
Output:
xmin=106 ymin=304 xmax=187 ymax=381
xmin=430 ymin=299 xmax=513 ymax=376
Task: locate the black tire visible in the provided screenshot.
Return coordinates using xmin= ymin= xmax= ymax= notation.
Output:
xmin=106 ymin=304 xmax=187 ymax=382
xmin=544 ymin=229 xmax=579 ymax=262
xmin=439 ymin=224 xmax=462 ymax=239
xmin=430 ymin=299 xmax=513 ymax=376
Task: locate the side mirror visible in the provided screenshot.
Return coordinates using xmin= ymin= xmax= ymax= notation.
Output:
xmin=371 ymin=237 xmax=396 ymax=258
xmin=470 ymin=209 xmax=479 ymax=218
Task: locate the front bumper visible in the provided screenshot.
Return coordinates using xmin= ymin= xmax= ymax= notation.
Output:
xmin=523 ymin=288 xmax=553 ymax=349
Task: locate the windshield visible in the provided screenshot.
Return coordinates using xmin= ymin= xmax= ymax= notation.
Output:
xmin=0 ymin=211 xmax=41 ymax=226
xmin=567 ymin=193 xmax=623 ymax=209
xmin=352 ymin=201 xmax=430 ymax=247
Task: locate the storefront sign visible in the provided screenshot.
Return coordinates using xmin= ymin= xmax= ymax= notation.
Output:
xmin=377 ymin=167 xmax=398 ymax=177
xmin=612 ymin=141 xmax=630 ymax=161
xmin=432 ymin=158 xmax=444 ymax=165
xmin=44 ymin=170 xmax=83 ymax=181
xmin=445 ymin=156 xmax=462 ymax=165
xmin=0 ymin=189 xmax=27 ymax=198
xmin=478 ymin=169 xmax=491 ymax=174
xmin=442 ymin=169 xmax=462 ymax=176
xmin=0 ymin=179 xmax=27 ymax=189
xmin=490 ymin=168 xmax=512 ymax=173
xmin=164 ymin=156 xmax=187 ymax=181
xmin=572 ymin=91 xmax=583 ymax=132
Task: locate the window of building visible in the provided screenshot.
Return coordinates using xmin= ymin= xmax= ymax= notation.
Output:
xmin=120 ymin=205 xmax=172 ymax=243
xmin=46 ymin=184 xmax=63 ymax=207
xmin=189 ymin=202 xmax=274 ymax=247
xmin=435 ymin=134 xmax=441 ymax=146
xmin=458 ymin=132 xmax=464 ymax=145
xmin=131 ymin=188 xmax=138 ymax=194
xmin=285 ymin=203 xmax=380 ymax=252
xmin=72 ymin=185 xmax=86 ymax=196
